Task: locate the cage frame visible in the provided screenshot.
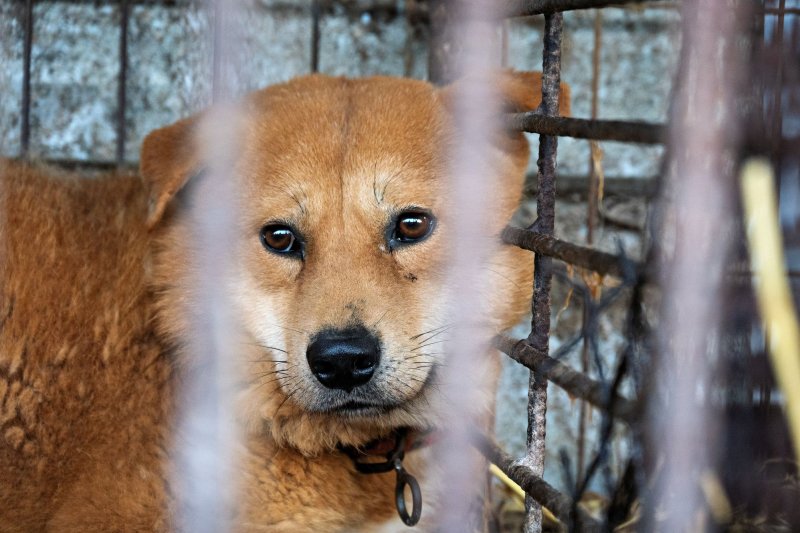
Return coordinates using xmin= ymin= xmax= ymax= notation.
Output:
xmin=8 ymin=0 xmax=799 ymax=531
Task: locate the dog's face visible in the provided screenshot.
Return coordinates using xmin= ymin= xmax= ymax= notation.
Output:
xmin=235 ymin=80 xmax=451 ymax=425
xmin=141 ymin=74 xmax=563 ymax=454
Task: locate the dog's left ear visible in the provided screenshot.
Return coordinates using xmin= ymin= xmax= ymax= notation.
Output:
xmin=139 ymin=116 xmax=201 ymax=228
xmin=440 ymin=69 xmax=571 ymax=120
xmin=439 ymin=69 xmax=571 ymax=162
xmin=493 ymin=69 xmax=571 ymax=116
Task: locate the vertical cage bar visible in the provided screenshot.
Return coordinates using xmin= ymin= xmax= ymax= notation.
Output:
xmin=427 ymin=0 xmax=454 ymax=85
xmin=211 ymin=0 xmax=223 ymax=102
xmin=310 ymin=0 xmax=320 ymax=73
xmin=586 ymin=10 xmax=602 ymax=244
xmin=651 ymin=0 xmax=748 ymax=528
xmin=435 ymin=0 xmax=504 ymax=529
xmin=525 ymin=12 xmax=563 ymax=533
xmin=772 ymin=0 xmax=786 ymax=161
xmin=20 ymin=0 xmax=34 ymax=156
xmin=402 ymin=0 xmax=413 ymax=76
xmin=577 ymin=9 xmax=602 ymax=487
xmin=174 ymin=0 xmax=243 ymax=530
xmin=116 ymin=0 xmax=129 ymax=165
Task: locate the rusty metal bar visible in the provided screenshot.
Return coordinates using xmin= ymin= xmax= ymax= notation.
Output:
xmin=495 ymin=335 xmax=639 ymax=424
xmin=557 ymin=0 xmax=799 ymax=14
xmin=768 ymin=7 xmax=800 ymax=14
xmin=507 ymin=113 xmax=667 ymax=144
xmin=20 ymin=0 xmax=800 ymax=15
xmin=116 ymin=0 xmax=129 ymax=165
xmin=427 ymin=0 xmax=455 ymax=85
xmin=577 ymin=10 xmax=603 ymax=486
xmin=772 ymin=0 xmax=786 ymax=159
xmin=20 ymin=0 xmax=34 ymax=156
xmin=524 ymin=12 xmax=562 ymax=533
xmin=211 ymin=0 xmax=223 ymax=102
xmin=471 ymin=432 xmax=601 ymax=531
xmin=649 ymin=0 xmax=748 ymax=528
xmin=525 ymin=173 xmax=658 ymax=197
xmin=502 ymin=226 xmax=641 ymax=278
xmin=508 ymin=0 xmax=669 ymax=17
xmin=586 ymin=10 xmax=602 ymax=243
xmin=310 ymin=0 xmax=320 ymax=72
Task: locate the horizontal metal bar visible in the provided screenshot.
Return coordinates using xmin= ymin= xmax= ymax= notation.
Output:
xmin=507 ymin=112 xmax=667 ymax=144
xmin=525 ymin=174 xmax=658 ymax=198
xmin=494 ymin=334 xmax=639 ymax=424
xmin=9 ymin=0 xmax=189 ymax=5
xmin=471 ymin=432 xmax=601 ymax=531
xmin=6 ymin=0 xmax=432 ymax=19
xmin=508 ymin=0 xmax=670 ymax=17
xmin=634 ymin=1 xmax=800 ymax=14
xmin=8 ymin=157 xmax=137 ymax=172
xmin=501 ymin=225 xmax=641 ymax=278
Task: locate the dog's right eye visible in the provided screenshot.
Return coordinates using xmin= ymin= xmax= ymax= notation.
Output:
xmin=260 ymin=225 xmax=303 ymax=257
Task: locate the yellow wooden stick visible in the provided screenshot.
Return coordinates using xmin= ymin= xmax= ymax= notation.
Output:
xmin=741 ymin=158 xmax=800 ymax=461
xmin=489 ymin=463 xmax=561 ymax=525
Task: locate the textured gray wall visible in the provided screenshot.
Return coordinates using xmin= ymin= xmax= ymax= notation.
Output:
xmin=0 ymin=1 xmax=679 ymax=493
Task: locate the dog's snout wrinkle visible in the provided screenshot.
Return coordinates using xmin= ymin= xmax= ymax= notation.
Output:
xmin=306 ymin=326 xmax=380 ymax=392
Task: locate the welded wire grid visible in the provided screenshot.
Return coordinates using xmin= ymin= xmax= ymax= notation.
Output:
xmin=487 ymin=1 xmax=800 ymax=531
xmin=6 ymin=0 xmax=800 ymax=531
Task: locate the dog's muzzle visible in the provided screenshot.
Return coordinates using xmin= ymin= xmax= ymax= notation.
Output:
xmin=306 ymin=326 xmax=381 ymax=393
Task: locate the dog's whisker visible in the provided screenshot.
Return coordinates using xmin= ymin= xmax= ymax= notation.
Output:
xmin=484 ymin=267 xmax=522 ymax=288
xmin=247 ymin=357 xmax=291 ymax=364
xmin=251 ymin=369 xmax=289 ymax=379
xmin=389 ymin=377 xmax=418 ymax=395
xmin=408 ymin=323 xmax=448 ymax=340
xmin=372 ymin=308 xmax=390 ymax=328
xmin=411 ymin=339 xmax=448 ymax=351
xmin=404 ymin=362 xmax=439 ymax=371
xmin=404 ymin=351 xmax=441 ymax=359
xmin=251 ymin=370 xmax=299 ymax=392
xmin=272 ymin=380 xmax=305 ymax=418
xmin=240 ymin=341 xmax=290 ymax=355
xmin=409 ymin=323 xmax=453 ymax=342
xmin=403 ymin=353 xmax=432 ymax=360
xmin=253 ymin=376 xmax=290 ymax=390
xmin=406 ymin=352 xmax=449 ymax=369
xmin=265 ymin=322 xmax=310 ymax=336
xmin=280 ymin=382 xmax=308 ymax=414
xmin=415 ymin=325 xmax=455 ymax=345
xmin=257 ymin=345 xmax=289 ymax=354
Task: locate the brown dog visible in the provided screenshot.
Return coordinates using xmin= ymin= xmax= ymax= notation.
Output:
xmin=0 ymin=72 xmax=567 ymax=532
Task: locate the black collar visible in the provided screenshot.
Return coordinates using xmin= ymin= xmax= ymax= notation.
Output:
xmin=339 ymin=428 xmax=433 ymax=526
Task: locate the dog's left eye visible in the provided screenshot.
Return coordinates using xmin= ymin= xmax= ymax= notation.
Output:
xmin=260 ymin=225 xmax=303 ymax=257
xmin=391 ymin=211 xmax=435 ymax=245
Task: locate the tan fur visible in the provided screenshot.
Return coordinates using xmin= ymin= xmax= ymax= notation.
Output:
xmin=0 ymin=160 xmax=172 ymax=531
xmin=0 ymin=72 xmax=565 ymax=531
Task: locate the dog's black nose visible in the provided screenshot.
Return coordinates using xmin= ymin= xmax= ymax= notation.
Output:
xmin=306 ymin=327 xmax=380 ymax=392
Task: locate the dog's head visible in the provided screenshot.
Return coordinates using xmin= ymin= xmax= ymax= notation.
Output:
xmin=141 ymin=73 xmax=568 ymax=454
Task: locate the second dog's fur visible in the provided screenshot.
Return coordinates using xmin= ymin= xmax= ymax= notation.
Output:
xmin=0 ymin=72 xmax=568 ymax=531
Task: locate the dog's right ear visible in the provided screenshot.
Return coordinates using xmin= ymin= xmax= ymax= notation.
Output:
xmin=140 ymin=116 xmax=201 ymax=228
